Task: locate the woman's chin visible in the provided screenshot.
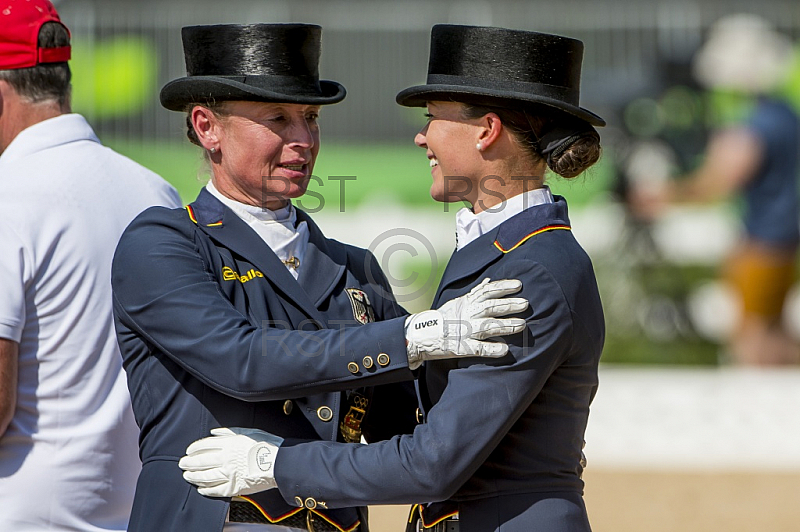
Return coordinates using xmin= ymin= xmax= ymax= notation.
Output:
xmin=430 ymin=188 xmax=467 ymax=206
xmin=429 ymin=187 xmax=447 ymax=203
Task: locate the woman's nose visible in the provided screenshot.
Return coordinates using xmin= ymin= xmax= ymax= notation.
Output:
xmin=291 ymin=120 xmax=315 ymax=149
xmin=414 ymin=128 xmax=428 ymax=148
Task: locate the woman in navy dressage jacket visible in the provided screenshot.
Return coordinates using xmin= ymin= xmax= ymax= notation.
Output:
xmin=181 ymin=25 xmax=607 ymax=532
xmin=112 ymin=23 xmax=528 ymax=532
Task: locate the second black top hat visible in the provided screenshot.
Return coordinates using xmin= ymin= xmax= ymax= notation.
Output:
xmin=396 ymin=24 xmax=604 ymax=126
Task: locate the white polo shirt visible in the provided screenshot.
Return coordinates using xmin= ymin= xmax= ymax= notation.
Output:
xmin=0 ymin=114 xmax=181 ymax=531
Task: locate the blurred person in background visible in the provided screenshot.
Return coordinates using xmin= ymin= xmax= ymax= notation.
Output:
xmin=112 ymin=23 xmax=527 ymax=532
xmin=632 ymin=14 xmax=800 ymax=366
xmin=179 ymin=24 xmax=605 ymax=532
xmin=0 ymin=0 xmax=182 ymax=530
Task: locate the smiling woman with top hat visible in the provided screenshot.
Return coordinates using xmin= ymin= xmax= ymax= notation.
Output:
xmin=111 ymin=23 xmax=529 ymax=532
xmin=180 ymin=24 xmax=606 ymax=532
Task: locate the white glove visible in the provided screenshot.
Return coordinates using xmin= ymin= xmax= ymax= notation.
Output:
xmin=405 ymin=278 xmax=528 ymax=370
xmin=178 ymin=427 xmax=284 ymax=498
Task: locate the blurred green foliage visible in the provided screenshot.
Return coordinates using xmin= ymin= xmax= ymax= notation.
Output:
xmin=780 ymin=45 xmax=800 ymax=113
xmin=602 ymin=335 xmax=719 ymax=365
xmin=71 ymin=36 xmax=158 ymax=120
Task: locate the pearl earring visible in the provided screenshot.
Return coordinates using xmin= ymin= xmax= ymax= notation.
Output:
xmin=210 ymin=147 xmax=217 ymax=154
xmin=476 ymin=143 xmax=483 ymax=151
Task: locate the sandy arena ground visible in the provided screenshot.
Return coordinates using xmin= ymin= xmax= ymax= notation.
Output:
xmin=368 ymin=469 xmax=800 ymax=531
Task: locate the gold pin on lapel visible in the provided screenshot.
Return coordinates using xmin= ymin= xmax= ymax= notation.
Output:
xmin=282 ymin=256 xmax=300 ymax=269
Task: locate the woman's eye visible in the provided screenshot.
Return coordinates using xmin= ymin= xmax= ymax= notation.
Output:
xmin=424 ymin=113 xmax=434 ymax=120
xmin=268 ymin=115 xmax=286 ymax=123
xmin=306 ymin=113 xmax=319 ymax=122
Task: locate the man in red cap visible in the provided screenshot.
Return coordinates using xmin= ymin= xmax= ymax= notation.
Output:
xmin=0 ymin=1 xmax=181 ymax=530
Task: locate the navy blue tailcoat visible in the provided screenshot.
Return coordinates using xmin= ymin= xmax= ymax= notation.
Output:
xmin=273 ymin=196 xmax=605 ymax=532
xmin=111 ymin=189 xmax=418 ymax=532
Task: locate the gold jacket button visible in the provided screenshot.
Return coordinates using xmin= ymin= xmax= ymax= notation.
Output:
xmin=347 ymin=361 xmax=359 ymax=374
xmin=362 ymin=355 xmax=374 ymax=369
xmin=304 ymin=497 xmax=317 ymax=510
xmin=317 ymin=406 xmax=333 ymax=422
xmin=283 ymin=400 xmax=293 ymax=415
xmin=294 ymin=496 xmax=304 ymax=507
xmin=377 ymin=353 xmax=390 ymax=367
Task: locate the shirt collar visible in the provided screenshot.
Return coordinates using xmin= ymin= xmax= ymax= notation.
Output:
xmin=0 ymin=114 xmax=99 ymax=165
xmin=206 ymin=180 xmax=296 ymax=227
xmin=455 ymin=186 xmax=554 ymax=251
xmin=205 ymin=181 xmax=308 ymax=279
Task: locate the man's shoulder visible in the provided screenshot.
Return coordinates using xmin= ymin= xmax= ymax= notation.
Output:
xmin=0 ymin=133 xmax=178 ymax=197
xmin=78 ymin=143 xmax=183 ymax=209
xmin=94 ymin=144 xmax=179 ymax=187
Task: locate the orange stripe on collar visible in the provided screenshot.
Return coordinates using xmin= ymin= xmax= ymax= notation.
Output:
xmin=494 ymin=224 xmax=571 ymax=253
xmin=185 ymin=205 xmax=198 ymax=224
xmin=185 ymin=204 xmax=223 ymax=227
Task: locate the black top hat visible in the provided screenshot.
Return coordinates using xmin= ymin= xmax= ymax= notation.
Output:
xmin=160 ymin=24 xmax=345 ymax=111
xmin=396 ymin=25 xmax=604 ymax=126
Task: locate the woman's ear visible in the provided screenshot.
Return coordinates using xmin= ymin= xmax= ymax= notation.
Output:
xmin=477 ymin=112 xmax=503 ymax=151
xmin=190 ymin=106 xmax=219 ymax=151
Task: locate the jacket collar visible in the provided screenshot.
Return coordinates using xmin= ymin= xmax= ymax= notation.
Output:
xmin=434 ymin=196 xmax=571 ymax=303
xmin=493 ymin=195 xmax=571 ymax=252
xmin=187 ymin=189 xmax=344 ymax=321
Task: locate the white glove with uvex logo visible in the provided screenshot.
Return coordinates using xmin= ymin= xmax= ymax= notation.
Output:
xmin=179 ymin=427 xmax=283 ymax=498
xmin=405 ymin=278 xmax=528 ymax=370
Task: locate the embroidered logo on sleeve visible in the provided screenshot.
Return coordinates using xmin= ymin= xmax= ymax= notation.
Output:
xmin=345 ymin=288 xmax=375 ymax=324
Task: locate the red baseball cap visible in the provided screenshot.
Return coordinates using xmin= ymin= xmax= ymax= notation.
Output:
xmin=0 ymin=0 xmax=71 ymax=70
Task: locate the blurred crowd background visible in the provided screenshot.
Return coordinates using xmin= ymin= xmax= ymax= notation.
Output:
xmin=45 ymin=1 xmax=800 ymax=530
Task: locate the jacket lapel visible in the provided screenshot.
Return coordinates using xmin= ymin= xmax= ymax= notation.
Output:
xmin=187 ymin=189 xmax=326 ymax=324
xmin=433 ymin=197 xmax=572 ymax=305
xmin=433 ymin=229 xmax=504 ymax=305
xmin=295 ymin=210 xmax=346 ymax=308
